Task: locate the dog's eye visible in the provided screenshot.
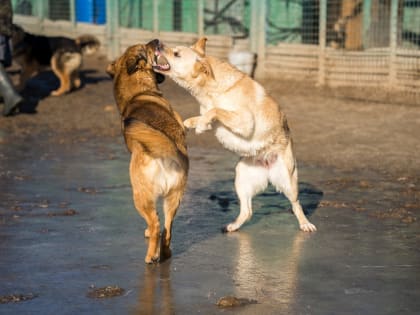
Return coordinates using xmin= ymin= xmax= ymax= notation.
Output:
xmin=174 ymin=51 xmax=180 ymax=58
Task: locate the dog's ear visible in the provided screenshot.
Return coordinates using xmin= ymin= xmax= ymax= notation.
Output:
xmin=155 ymin=72 xmax=165 ymax=84
xmin=191 ymin=59 xmax=214 ymax=79
xmin=126 ymin=56 xmax=139 ymax=75
xmin=126 ymin=53 xmax=148 ymax=75
xmin=106 ymin=61 xmax=116 ymax=78
xmin=191 ymin=37 xmax=207 ymax=58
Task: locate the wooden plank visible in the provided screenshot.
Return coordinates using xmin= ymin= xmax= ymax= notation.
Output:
xmin=267 ymin=46 xmax=319 ymax=57
xmin=327 ymin=67 xmax=388 ymax=75
xmin=327 ymin=55 xmax=389 ymax=62
xmin=267 ymin=55 xmax=317 ymax=64
xmin=396 ymin=49 xmax=420 ymax=58
xmin=326 ymin=81 xmax=385 ymax=87
xmin=326 ymin=73 xmax=388 ymax=82
xmin=265 ymin=60 xmax=318 ymax=69
xmin=326 ymin=59 xmax=389 ymax=66
xmin=265 ymin=67 xmax=318 ymax=77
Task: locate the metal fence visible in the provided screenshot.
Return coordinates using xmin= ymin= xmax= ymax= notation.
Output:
xmin=11 ymin=0 xmax=420 ymax=96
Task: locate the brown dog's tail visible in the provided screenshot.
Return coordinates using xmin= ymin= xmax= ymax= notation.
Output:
xmin=123 ymin=120 xmax=182 ymax=159
xmin=75 ymin=35 xmax=100 ymax=55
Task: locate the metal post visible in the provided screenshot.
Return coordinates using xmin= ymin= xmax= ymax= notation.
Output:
xmin=317 ymin=0 xmax=327 ymax=86
xmin=362 ymin=0 xmax=372 ymax=49
xmin=70 ymin=0 xmax=76 ymax=27
xmin=250 ymin=0 xmax=259 ymax=53
xmin=37 ymin=0 xmax=47 ymax=20
xmin=197 ymin=0 xmax=204 ymax=37
xmin=153 ymin=0 xmax=159 ymax=37
xmin=389 ymin=0 xmax=399 ymax=88
xmin=250 ymin=0 xmax=265 ymax=79
xmin=106 ymin=0 xmax=120 ymax=60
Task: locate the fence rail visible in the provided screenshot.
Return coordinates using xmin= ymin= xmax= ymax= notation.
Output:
xmin=11 ymin=0 xmax=420 ymax=96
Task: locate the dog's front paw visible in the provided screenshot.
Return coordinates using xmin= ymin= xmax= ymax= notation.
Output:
xmin=300 ymin=222 xmax=317 ymax=232
xmin=195 ymin=120 xmax=212 ymax=134
xmin=184 ymin=117 xmax=200 ymax=129
xmin=222 ymin=223 xmax=239 ymax=233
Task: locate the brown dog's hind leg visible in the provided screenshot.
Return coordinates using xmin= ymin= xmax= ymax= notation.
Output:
xmin=133 ymin=192 xmax=160 ymax=263
xmin=130 ymin=152 xmax=160 ymax=263
xmin=161 ymin=187 xmax=184 ymax=261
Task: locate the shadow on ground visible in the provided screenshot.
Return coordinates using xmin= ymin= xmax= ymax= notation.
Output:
xmin=9 ymin=67 xmax=110 ymax=114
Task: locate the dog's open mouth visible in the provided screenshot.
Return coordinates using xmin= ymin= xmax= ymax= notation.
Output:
xmin=153 ymin=46 xmax=170 ymax=71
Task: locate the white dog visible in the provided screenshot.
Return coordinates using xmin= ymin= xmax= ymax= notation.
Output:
xmin=153 ymin=38 xmax=316 ymax=232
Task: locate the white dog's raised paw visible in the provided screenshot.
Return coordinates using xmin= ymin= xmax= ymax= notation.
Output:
xmin=183 ymin=117 xmax=199 ymax=129
xmin=195 ymin=122 xmax=212 ymax=134
xmin=300 ymin=222 xmax=317 ymax=232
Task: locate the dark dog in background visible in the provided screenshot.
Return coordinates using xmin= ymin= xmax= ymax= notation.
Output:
xmin=106 ymin=40 xmax=189 ymax=263
xmin=11 ymin=24 xmax=100 ymax=96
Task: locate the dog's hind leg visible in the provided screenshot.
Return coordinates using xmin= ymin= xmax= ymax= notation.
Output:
xmin=50 ymin=52 xmax=82 ymax=96
xmin=71 ymin=70 xmax=81 ymax=89
xmin=130 ymin=154 xmax=161 ymax=263
xmin=268 ymin=143 xmax=317 ymax=232
xmin=224 ymin=158 xmax=268 ymax=232
xmin=133 ymin=192 xmax=160 ymax=263
xmin=161 ymin=186 xmax=185 ymax=260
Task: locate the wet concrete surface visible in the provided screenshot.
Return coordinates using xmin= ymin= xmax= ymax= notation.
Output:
xmin=1 ymin=55 xmax=419 ymax=314
xmin=0 ymin=137 xmax=419 ymax=314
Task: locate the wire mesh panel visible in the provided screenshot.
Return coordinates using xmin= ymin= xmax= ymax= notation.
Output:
xmin=118 ymin=0 xmax=198 ymax=32
xmin=49 ymin=0 xmax=70 ymax=21
xmin=13 ymin=0 xmax=36 ymax=16
xmin=203 ymin=0 xmax=250 ymax=38
xmin=324 ymin=0 xmax=388 ymax=87
xmin=159 ymin=0 xmax=198 ymax=32
xmin=266 ymin=0 xmax=319 ymax=45
xmin=119 ymin=0 xmax=153 ymax=30
xmin=264 ymin=0 xmax=320 ymax=81
xmin=326 ymin=0 xmax=395 ymax=50
xmin=396 ymin=0 xmax=420 ymax=91
xmin=401 ymin=0 xmax=420 ymax=49
xmin=10 ymin=0 xmax=420 ymax=96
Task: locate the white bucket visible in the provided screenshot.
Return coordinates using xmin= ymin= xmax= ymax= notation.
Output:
xmin=228 ymin=51 xmax=256 ymax=77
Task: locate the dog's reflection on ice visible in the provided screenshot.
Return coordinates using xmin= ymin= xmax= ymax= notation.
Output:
xmin=229 ymin=231 xmax=311 ymax=312
xmin=133 ymin=231 xmax=310 ymax=313
xmin=135 ymin=260 xmax=174 ymax=315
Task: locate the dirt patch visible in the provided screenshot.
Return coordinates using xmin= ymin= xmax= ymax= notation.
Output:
xmin=216 ymin=295 xmax=258 ymax=308
xmin=86 ymin=286 xmax=125 ymax=299
xmin=0 ymin=293 xmax=37 ymax=304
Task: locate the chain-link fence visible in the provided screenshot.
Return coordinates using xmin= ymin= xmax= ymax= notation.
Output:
xmin=11 ymin=0 xmax=420 ymax=98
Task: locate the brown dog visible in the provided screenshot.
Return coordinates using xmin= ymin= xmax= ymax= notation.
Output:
xmin=106 ymin=40 xmax=188 ymax=263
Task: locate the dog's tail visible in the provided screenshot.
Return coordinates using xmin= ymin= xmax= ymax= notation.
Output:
xmin=123 ymin=119 xmax=186 ymax=160
xmin=75 ymin=35 xmax=100 ymax=55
